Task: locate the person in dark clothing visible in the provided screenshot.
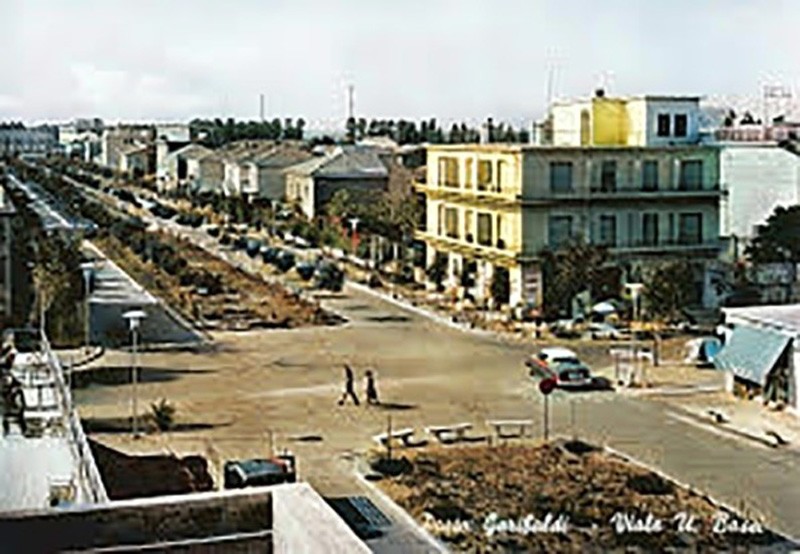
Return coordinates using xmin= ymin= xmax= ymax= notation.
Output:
xmin=338 ymin=364 xmax=360 ymax=406
xmin=1 ymin=373 xmax=26 ymax=436
xmin=365 ymin=370 xmax=380 ymax=406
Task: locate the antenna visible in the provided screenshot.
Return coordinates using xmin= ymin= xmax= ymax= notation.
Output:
xmin=259 ymin=94 xmax=265 ymax=122
xmin=763 ymin=84 xmax=792 ymax=127
xmin=546 ymin=64 xmax=554 ymax=108
xmin=347 ymin=84 xmax=355 ymax=121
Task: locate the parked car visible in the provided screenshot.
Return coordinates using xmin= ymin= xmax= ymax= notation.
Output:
xmin=219 ymin=233 xmax=233 ymax=246
xmin=550 ymin=318 xmax=586 ymax=339
xmin=588 ymin=322 xmax=628 ymax=340
xmin=315 ymin=262 xmax=344 ymax=292
xmin=275 ymin=250 xmax=296 ymax=272
xmin=232 ymin=236 xmax=248 ymax=250
xmin=246 ymin=239 xmax=262 ymax=258
xmin=261 ymin=246 xmax=280 ymax=264
xmin=223 ymin=454 xmax=296 ymax=489
xmin=296 ymin=262 xmax=316 ymax=281
xmin=206 ymin=225 xmax=221 ymax=237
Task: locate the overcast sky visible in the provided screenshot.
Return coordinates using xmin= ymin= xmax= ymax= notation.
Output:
xmin=0 ymin=0 xmax=798 ymax=128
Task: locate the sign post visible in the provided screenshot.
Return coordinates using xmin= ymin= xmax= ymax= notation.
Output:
xmin=538 ymin=377 xmax=556 ymax=442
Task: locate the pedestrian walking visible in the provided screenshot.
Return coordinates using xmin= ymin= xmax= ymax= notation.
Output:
xmin=337 ymin=364 xmax=360 ymax=406
xmin=365 ymin=370 xmax=380 ymax=406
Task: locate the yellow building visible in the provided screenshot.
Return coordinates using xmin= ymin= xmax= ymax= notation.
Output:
xmin=550 ymin=90 xmax=702 ymax=148
xmin=416 ymin=142 xmax=725 ymax=310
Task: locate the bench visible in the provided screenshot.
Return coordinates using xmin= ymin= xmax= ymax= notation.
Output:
xmin=487 ymin=419 xmax=534 ymax=439
xmin=373 ymin=428 xmax=423 ymax=448
xmin=425 ymin=423 xmax=474 ymax=444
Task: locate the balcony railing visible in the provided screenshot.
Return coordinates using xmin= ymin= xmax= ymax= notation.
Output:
xmin=524 ymin=183 xmax=725 ymax=204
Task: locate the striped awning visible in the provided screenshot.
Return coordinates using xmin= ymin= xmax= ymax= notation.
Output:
xmin=714 ymin=325 xmax=791 ymax=386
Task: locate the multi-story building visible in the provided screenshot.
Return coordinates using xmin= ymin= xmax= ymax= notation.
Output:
xmin=0 ymin=124 xmax=58 ymax=155
xmin=417 ymin=143 xmax=725 ymax=309
xmin=99 ymin=126 xmax=154 ymax=170
xmin=0 ymin=173 xmax=16 ymax=324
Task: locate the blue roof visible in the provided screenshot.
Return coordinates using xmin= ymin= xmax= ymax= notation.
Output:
xmin=714 ymin=325 xmax=791 ymax=386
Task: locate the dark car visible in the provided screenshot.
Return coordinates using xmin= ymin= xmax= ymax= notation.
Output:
xmin=245 ymin=239 xmax=262 ymax=258
xmin=315 ymin=262 xmax=344 ymax=292
xmin=223 ymin=455 xmax=296 ymax=489
xmin=232 ymin=236 xmax=248 ymax=250
xmin=219 ymin=233 xmax=233 ymax=246
xmin=275 ymin=250 xmax=296 ymax=272
xmin=261 ymin=246 xmax=280 ymax=264
xmin=296 ymin=262 xmax=316 ymax=280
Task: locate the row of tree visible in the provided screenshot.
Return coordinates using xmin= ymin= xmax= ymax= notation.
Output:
xmin=345 ymin=117 xmax=530 ymax=145
xmin=189 ymin=118 xmax=307 ymax=147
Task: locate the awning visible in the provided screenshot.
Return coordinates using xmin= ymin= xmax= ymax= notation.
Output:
xmin=714 ymin=325 xmax=792 ymax=386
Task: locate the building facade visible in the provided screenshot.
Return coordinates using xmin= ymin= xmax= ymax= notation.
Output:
xmin=0 ymin=125 xmax=58 ymax=155
xmin=0 ymin=176 xmax=16 ymax=324
xmin=417 ymin=143 xmax=725 ymax=309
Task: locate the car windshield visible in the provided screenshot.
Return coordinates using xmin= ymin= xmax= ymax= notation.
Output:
xmin=553 ymin=357 xmax=580 ymax=365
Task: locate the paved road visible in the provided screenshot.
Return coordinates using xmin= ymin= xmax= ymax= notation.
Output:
xmin=48 ymin=169 xmax=800 ymax=545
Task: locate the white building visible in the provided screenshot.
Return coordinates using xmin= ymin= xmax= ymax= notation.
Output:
xmin=717 ymin=304 xmax=800 ymax=416
xmin=715 ymin=143 xmax=800 ymax=244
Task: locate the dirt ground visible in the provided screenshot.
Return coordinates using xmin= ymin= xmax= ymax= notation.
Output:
xmin=95 ymin=231 xmax=336 ymax=330
xmin=375 ymin=442 xmax=789 ymax=552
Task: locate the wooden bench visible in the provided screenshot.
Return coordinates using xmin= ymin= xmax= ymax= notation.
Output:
xmin=373 ymin=428 xmax=422 ymax=448
xmin=425 ymin=423 xmax=474 ymax=444
xmin=487 ymin=419 xmax=534 ymax=439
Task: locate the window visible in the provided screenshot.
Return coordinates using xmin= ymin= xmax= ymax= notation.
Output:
xmin=598 ymin=215 xmax=617 ymax=246
xmin=674 ymin=114 xmax=688 ymax=137
xmin=600 ymin=160 xmax=617 ymax=191
xmin=438 ymin=157 xmax=459 ymax=187
xmin=548 ymin=215 xmax=573 ymax=247
xmin=679 ymin=160 xmax=703 ymax=190
xmin=444 ymin=207 xmax=459 ymax=239
xmin=496 ymin=161 xmax=505 ymax=192
xmin=464 ymin=209 xmax=475 ymax=242
xmin=477 ymin=160 xmax=492 ymax=191
xmin=465 ymin=158 xmax=474 ymax=190
xmin=657 ymin=114 xmax=671 ymax=137
xmin=678 ymin=213 xmax=702 ymax=245
xmin=642 ymin=213 xmax=659 ymax=246
xmin=477 ymin=213 xmax=493 ymax=246
xmin=437 ymin=205 xmax=445 ymax=236
xmin=549 ymin=162 xmax=573 ymax=193
xmin=496 ymin=214 xmax=504 ymax=248
xmin=642 ymin=161 xmax=658 ymax=191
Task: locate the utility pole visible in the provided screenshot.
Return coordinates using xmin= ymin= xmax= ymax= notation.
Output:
xmin=347 ymin=84 xmax=355 ymax=121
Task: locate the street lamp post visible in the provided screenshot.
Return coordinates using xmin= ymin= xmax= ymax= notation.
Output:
xmin=80 ymin=262 xmax=94 ymax=354
xmin=625 ymin=283 xmax=645 ymax=386
xmin=123 ymin=309 xmax=147 ymax=438
xmin=348 ymin=217 xmax=360 ymax=257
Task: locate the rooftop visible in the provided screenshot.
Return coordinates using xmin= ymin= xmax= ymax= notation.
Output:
xmin=723 ymin=304 xmax=800 ymax=333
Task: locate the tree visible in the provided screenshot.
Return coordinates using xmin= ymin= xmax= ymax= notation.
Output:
xmin=356 ymin=118 xmax=367 ymax=141
xmin=326 ymin=189 xmax=351 ymax=220
xmin=540 ymin=239 xmax=610 ymax=319
xmin=427 ymin=252 xmax=448 ymax=292
xmin=490 ymin=266 xmax=510 ymax=306
xmin=746 ymin=205 xmax=800 ymax=263
xmin=643 ymin=260 xmax=697 ymax=321
xmin=345 ymin=117 xmax=357 ymax=143
xmin=296 ymin=118 xmax=306 ymax=140
xmin=150 ymin=398 xmax=176 ymax=432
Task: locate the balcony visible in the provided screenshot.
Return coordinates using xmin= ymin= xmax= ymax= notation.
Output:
xmin=520 ymin=183 xmax=726 ymax=205
xmin=414 ymin=181 xmax=520 ymax=208
xmin=415 ymin=230 xmax=521 ymax=264
xmin=609 ymin=237 xmax=722 ymax=256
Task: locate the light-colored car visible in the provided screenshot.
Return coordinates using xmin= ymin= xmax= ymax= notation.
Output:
xmin=588 ymin=322 xmax=628 ymax=340
xmin=525 ymin=347 xmax=608 ymax=390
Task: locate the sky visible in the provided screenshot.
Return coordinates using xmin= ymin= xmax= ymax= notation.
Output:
xmin=0 ymin=0 xmax=798 ymax=130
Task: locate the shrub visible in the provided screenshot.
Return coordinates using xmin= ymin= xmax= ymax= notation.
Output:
xmin=150 ymin=398 xmax=176 ymax=432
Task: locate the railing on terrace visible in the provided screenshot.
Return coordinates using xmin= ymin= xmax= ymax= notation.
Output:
xmin=41 ymin=334 xmax=109 ymax=504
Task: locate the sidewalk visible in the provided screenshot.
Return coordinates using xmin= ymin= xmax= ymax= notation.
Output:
xmin=669 ymin=391 xmax=800 ymax=450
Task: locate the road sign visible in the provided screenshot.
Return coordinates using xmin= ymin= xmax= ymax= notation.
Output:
xmin=539 ymin=377 xmax=557 ymax=395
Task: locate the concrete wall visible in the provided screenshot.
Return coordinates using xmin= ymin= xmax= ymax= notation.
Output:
xmin=0 ymin=488 xmax=273 ymax=552
xmin=642 ymin=99 xmax=701 ymax=147
xmin=719 ymin=144 xmax=800 ymax=239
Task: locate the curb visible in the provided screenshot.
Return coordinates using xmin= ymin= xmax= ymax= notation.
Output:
xmin=602 ymin=444 xmax=800 ymax=547
xmin=345 ymin=281 xmax=498 ymax=339
xmin=352 ymin=461 xmax=449 ymax=553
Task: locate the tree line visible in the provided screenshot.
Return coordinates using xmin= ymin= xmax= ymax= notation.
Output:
xmin=345 ymin=117 xmax=530 ymax=145
xmin=189 ymin=118 xmax=307 ymax=147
